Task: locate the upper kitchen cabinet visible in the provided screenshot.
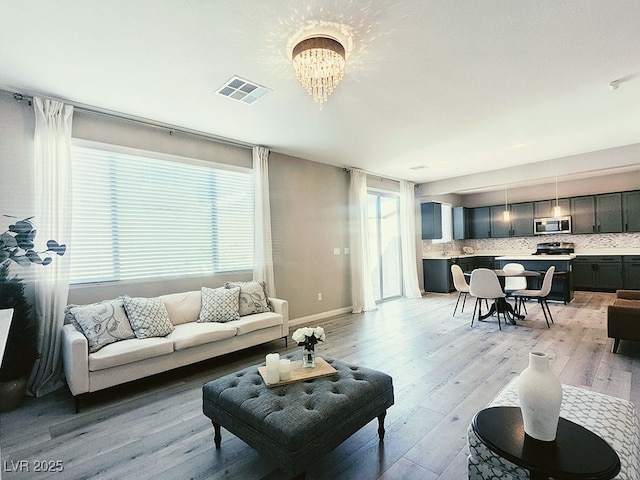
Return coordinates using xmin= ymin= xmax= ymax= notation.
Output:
xmin=510 ymin=202 xmax=534 ymax=236
xmin=534 ymin=199 xmax=571 ymax=218
xmin=490 ymin=202 xmax=533 ymax=237
xmin=453 ymin=206 xmax=469 ymax=240
xmin=469 ymin=206 xmax=491 ymax=239
xmin=490 ymin=205 xmax=511 ymax=238
xmin=623 ymin=190 xmax=640 ymax=232
xmin=571 ymin=193 xmax=622 ymax=234
xmin=421 ymin=202 xmax=442 ymax=239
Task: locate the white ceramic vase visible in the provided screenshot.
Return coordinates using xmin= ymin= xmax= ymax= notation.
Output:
xmin=517 ymin=351 xmax=563 ymax=441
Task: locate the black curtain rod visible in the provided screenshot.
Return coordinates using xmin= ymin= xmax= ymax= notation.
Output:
xmin=12 ymin=92 xmax=254 ymax=150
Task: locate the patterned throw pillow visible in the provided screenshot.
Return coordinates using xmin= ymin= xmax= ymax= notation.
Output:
xmin=198 ymin=286 xmax=240 ymax=323
xmin=69 ymin=298 xmax=136 ymax=353
xmin=224 ymin=280 xmax=272 ymax=316
xmin=123 ymin=296 xmax=174 ymax=339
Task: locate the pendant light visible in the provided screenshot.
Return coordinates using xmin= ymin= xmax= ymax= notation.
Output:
xmin=553 ymin=177 xmax=562 ymax=217
xmin=503 ymin=185 xmax=510 ymax=222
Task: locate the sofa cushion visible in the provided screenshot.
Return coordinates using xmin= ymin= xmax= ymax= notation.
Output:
xmin=159 ymin=290 xmax=202 ymax=326
xmin=123 ymin=296 xmax=175 ymax=339
xmin=231 ymin=312 xmax=283 ymax=336
xmin=70 ymin=298 xmax=135 ymax=353
xmin=224 ymin=280 xmax=272 ymax=316
xmin=88 ymin=337 xmax=174 ymax=371
xmin=198 ymin=286 xmax=240 ymax=323
xmin=168 ymin=322 xmax=237 ymax=351
xmin=613 ymin=299 xmax=640 ymax=308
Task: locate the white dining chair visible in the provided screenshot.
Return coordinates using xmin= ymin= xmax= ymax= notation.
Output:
xmin=470 ymin=269 xmax=507 ymax=330
xmin=503 ymin=262 xmax=528 ymax=313
xmin=451 ymin=264 xmax=470 ymax=316
xmin=512 ymin=266 xmax=556 ymax=328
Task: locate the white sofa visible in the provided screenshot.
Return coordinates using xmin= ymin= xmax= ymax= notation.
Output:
xmin=61 ymin=288 xmax=289 ymax=410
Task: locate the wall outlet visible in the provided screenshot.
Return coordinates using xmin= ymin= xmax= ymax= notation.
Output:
xmin=333 ymin=248 xmax=341 ymax=255
xmin=317 ymin=293 xmax=323 ymax=301
xmin=344 ymin=247 xmax=350 ymax=255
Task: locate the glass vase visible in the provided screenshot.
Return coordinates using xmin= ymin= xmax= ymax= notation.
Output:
xmin=302 ymin=344 xmax=315 ymax=368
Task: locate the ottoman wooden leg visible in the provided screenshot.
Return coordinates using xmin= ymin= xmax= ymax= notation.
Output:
xmin=377 ymin=411 xmax=387 ymax=441
xmin=212 ymin=421 xmax=222 ymax=448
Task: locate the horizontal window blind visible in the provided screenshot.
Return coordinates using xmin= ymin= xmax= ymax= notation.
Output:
xmin=70 ymin=144 xmax=253 ymax=284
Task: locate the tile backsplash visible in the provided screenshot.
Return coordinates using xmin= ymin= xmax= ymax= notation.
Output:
xmin=422 ymin=233 xmax=640 ymax=256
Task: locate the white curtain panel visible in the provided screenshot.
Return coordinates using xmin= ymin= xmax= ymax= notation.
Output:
xmin=252 ymin=146 xmax=276 ymax=297
xmin=29 ymin=97 xmax=73 ymax=397
xmin=399 ymin=181 xmax=422 ymax=298
xmin=348 ymin=169 xmax=377 ymax=313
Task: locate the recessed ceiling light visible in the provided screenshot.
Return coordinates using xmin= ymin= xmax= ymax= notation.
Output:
xmin=509 ymin=143 xmax=527 ymax=149
xmin=409 ymin=165 xmax=428 ymax=170
xmin=216 ymin=76 xmax=270 ymax=105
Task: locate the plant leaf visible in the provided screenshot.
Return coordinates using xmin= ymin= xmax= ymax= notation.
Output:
xmin=25 ymin=250 xmax=42 ymax=264
xmin=46 ymin=240 xmax=66 ymax=256
xmin=41 ymin=257 xmax=52 ymax=266
xmin=0 ymin=232 xmax=17 ymax=247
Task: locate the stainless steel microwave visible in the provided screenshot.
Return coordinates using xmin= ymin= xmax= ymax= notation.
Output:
xmin=534 ymin=216 xmax=572 ymax=235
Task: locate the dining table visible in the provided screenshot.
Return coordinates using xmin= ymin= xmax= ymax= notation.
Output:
xmin=466 ymin=269 xmax=541 ymax=325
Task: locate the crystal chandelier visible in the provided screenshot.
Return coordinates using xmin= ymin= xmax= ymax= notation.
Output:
xmin=292 ymin=36 xmax=346 ymax=109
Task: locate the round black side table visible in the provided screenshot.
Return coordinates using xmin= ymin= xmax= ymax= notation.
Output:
xmin=472 ymin=406 xmax=621 ymax=480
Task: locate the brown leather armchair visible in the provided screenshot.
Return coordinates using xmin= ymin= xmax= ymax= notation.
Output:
xmin=608 ymin=290 xmax=640 ymax=353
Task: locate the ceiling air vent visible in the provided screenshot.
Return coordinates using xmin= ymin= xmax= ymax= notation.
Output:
xmin=216 ymin=76 xmax=270 ymax=105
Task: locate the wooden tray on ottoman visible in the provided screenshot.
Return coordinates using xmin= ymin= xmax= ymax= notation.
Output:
xmin=258 ymin=356 xmax=337 ymax=387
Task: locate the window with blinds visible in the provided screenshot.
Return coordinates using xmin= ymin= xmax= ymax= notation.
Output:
xmin=69 ymin=143 xmax=254 ymax=284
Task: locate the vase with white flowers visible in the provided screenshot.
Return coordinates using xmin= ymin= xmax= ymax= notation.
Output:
xmin=292 ymin=326 xmax=326 ymax=368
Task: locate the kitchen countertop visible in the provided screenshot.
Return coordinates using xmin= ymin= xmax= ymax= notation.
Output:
xmin=495 ymin=254 xmax=576 ymax=261
xmin=423 ymin=250 xmax=640 ymax=260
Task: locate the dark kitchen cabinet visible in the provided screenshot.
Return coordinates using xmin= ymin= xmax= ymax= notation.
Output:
xmin=453 ymin=206 xmax=469 ymax=240
xmin=571 ymin=193 xmax=622 ymax=234
xmin=534 ymin=199 xmax=571 ymax=218
xmin=571 ymin=196 xmax=597 ymax=234
xmin=423 ymin=259 xmax=453 ymax=293
xmin=623 ymin=191 xmax=640 ymax=232
xmin=596 ymin=193 xmax=623 ymax=233
xmin=623 ymin=256 xmax=640 ymax=289
xmin=469 ymin=206 xmax=491 ymax=239
xmin=510 ymin=202 xmax=534 ymax=236
xmin=490 ymin=202 xmax=533 ymax=237
xmin=490 ymin=205 xmax=511 ymax=238
xmin=421 ymin=202 xmax=442 ymax=239
xmin=573 ymin=256 xmax=623 ymax=291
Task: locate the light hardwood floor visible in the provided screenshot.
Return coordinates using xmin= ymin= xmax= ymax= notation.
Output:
xmin=2 ymin=291 xmax=639 ymax=480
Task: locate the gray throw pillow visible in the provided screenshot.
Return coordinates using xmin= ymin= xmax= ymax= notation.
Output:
xmin=224 ymin=280 xmax=272 ymax=316
xmin=198 ymin=286 xmax=240 ymax=323
xmin=123 ymin=296 xmax=174 ymax=339
xmin=69 ymin=298 xmax=135 ymax=353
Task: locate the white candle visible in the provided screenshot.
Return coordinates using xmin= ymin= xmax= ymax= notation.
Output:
xmin=265 ymin=353 xmax=280 ymax=384
xmin=279 ymin=358 xmax=291 ymax=381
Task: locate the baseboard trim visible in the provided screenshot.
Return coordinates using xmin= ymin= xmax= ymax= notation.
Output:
xmin=289 ymin=307 xmax=353 ymax=328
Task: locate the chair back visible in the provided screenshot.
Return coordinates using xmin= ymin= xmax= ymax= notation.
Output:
xmin=450 ymin=264 xmax=470 ymax=292
xmin=539 ymin=266 xmax=556 ymax=296
xmin=503 ymin=262 xmax=527 ymax=291
xmin=470 ymin=268 xmax=505 ymax=299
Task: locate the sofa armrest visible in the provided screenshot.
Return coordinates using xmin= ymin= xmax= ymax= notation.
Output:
xmin=61 ymin=324 xmax=90 ymax=396
xmin=269 ymin=298 xmax=289 ymax=336
xmin=607 ymin=304 xmax=640 ymax=342
xmin=616 ymin=290 xmax=640 ymax=300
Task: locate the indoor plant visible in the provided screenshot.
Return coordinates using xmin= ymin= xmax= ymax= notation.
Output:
xmin=0 ymin=215 xmax=66 ymax=411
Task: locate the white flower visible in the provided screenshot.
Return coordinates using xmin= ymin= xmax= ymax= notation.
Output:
xmin=292 ymin=326 xmax=326 ymax=345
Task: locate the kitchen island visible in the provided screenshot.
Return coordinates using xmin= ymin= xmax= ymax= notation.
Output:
xmin=495 ymin=254 xmax=574 ymax=303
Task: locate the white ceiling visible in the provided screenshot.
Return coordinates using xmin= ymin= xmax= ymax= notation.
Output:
xmin=1 ymin=1 xmax=639 ymax=193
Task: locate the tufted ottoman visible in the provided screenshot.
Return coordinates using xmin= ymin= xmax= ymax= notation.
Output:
xmin=468 ymin=377 xmax=640 ymax=480
xmin=202 ymin=353 xmax=394 ymax=479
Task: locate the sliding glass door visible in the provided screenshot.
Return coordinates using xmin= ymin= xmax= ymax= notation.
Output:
xmin=368 ymin=193 xmax=402 ymax=302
